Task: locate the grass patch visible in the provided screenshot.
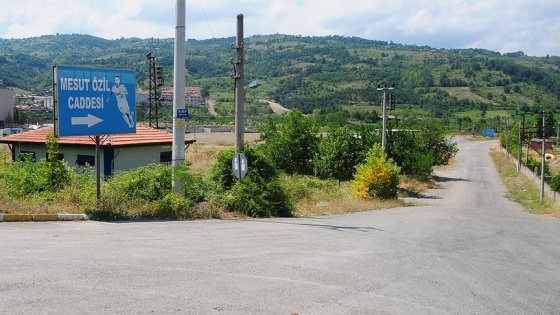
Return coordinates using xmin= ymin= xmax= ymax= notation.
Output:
xmin=282 ymin=174 xmax=407 ymax=217
xmin=186 ymin=142 xmax=229 ymax=174
xmin=490 ymin=145 xmax=560 ymax=218
xmin=443 ymin=87 xmax=492 ymax=104
xmin=0 ymin=133 xmax=432 ymax=219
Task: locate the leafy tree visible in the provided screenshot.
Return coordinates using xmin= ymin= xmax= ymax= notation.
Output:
xmin=315 ymin=126 xmax=363 ymax=182
xmin=416 ymin=123 xmax=458 ymax=166
xmin=534 ymin=111 xmax=555 ymax=138
xmin=385 ymin=129 xmax=434 ymax=180
xmin=258 ymin=109 xmax=319 ymax=176
xmin=45 ymin=132 xmax=72 ymax=190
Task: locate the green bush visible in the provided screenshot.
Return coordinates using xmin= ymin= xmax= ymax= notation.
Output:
xmin=223 ymin=176 xmax=294 ymax=217
xmin=550 ymin=174 xmax=560 ymax=192
xmin=104 ymin=163 xmax=172 ymax=203
xmin=0 ymin=134 xmax=73 ymax=197
xmin=386 ymin=129 xmax=433 ymax=180
xmin=258 ymin=109 xmax=319 ymax=176
xmin=209 ymin=145 xmax=294 ymax=217
xmin=208 ymin=146 xmax=278 ymax=191
xmin=417 ymin=123 xmax=458 ymax=166
xmin=283 ymin=174 xmax=338 ymax=202
xmin=315 ymin=126 xmax=364 ymax=181
xmin=527 ymin=157 xmax=550 ymax=176
xmin=98 ymin=162 xmax=208 ymax=219
xmin=156 ymin=192 xmax=195 ymax=219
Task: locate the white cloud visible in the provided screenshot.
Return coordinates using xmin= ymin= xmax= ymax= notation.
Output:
xmin=0 ymin=0 xmax=558 ymax=56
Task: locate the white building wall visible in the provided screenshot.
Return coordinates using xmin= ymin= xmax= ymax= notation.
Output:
xmin=11 ymin=143 xmax=171 ymax=176
xmin=112 ymin=146 xmax=169 ymax=171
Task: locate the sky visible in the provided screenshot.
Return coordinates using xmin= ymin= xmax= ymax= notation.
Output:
xmin=0 ymin=0 xmax=559 ymax=57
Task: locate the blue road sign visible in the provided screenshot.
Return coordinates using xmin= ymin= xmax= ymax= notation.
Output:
xmin=54 ymin=66 xmax=136 ymax=137
xmin=482 ymin=129 xmax=495 ymax=137
xmin=177 ymin=108 xmax=189 ymax=118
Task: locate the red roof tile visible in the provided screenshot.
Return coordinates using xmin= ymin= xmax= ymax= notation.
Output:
xmin=0 ymin=125 xmax=196 ymax=148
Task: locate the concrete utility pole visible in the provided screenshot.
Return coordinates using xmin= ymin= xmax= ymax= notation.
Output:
xmin=517 ymin=121 xmax=522 ymax=171
xmin=377 ymin=84 xmax=394 ymax=151
xmin=505 ymin=117 xmax=510 ymax=159
xmin=172 ymin=0 xmax=186 ymax=192
xmin=233 ymin=14 xmax=245 ymax=154
xmin=514 ymin=110 xmax=531 ymax=172
xmin=540 ymin=112 xmax=546 ymax=201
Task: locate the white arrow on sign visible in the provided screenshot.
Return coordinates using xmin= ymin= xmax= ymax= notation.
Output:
xmin=71 ymin=114 xmax=103 ymax=128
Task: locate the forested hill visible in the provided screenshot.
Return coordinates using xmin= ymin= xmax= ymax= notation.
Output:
xmin=1 ymin=33 xmax=560 ymax=117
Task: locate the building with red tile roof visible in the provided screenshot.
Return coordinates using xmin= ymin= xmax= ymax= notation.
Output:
xmin=0 ymin=125 xmax=196 ymax=177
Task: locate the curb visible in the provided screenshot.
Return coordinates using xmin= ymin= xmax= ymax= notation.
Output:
xmin=0 ymin=213 xmax=89 ymax=222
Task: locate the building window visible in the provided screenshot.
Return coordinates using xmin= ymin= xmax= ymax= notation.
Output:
xmin=76 ymin=154 xmax=95 ymax=167
xmin=47 ymin=152 xmax=64 ymax=162
xmin=160 ymin=151 xmax=172 ymax=165
xmin=19 ymin=151 xmax=36 ymax=162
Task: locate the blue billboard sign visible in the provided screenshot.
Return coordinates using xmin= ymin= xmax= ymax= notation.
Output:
xmin=53 ymin=66 xmax=136 ymax=137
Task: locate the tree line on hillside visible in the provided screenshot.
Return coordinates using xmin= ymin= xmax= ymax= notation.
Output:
xmin=1 ymin=34 xmax=560 ymax=122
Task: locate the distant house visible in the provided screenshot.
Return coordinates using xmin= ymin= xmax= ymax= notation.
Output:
xmin=0 ymin=125 xmax=196 ymax=177
xmin=135 ymin=92 xmax=149 ymax=105
xmin=159 ymin=87 xmax=203 ymax=107
xmin=0 ymin=89 xmax=14 ymax=123
xmin=530 ymin=139 xmax=554 ymax=153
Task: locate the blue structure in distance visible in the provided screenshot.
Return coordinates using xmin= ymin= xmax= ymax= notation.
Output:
xmin=482 ymin=129 xmax=495 ymax=137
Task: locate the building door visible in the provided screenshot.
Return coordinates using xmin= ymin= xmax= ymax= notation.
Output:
xmin=103 ymin=148 xmax=114 ymax=178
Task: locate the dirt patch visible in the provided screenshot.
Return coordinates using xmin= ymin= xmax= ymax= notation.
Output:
xmin=206 ymin=99 xmax=218 ymax=116
xmin=188 ymin=131 xmax=260 ymax=145
xmin=259 ymin=99 xmax=291 ymax=115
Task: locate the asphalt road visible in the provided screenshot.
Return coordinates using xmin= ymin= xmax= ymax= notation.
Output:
xmin=1 ymin=140 xmax=560 ymax=314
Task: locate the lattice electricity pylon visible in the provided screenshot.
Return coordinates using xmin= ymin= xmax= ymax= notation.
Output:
xmin=147 ymin=52 xmax=158 ymax=128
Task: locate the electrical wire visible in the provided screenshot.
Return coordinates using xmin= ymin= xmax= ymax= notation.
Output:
xmin=197 ymin=0 xmax=215 ymax=38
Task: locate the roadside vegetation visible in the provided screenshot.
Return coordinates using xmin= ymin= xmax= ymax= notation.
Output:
xmin=0 ymin=109 xmax=457 ymax=220
xmin=490 ymin=145 xmax=560 ymax=218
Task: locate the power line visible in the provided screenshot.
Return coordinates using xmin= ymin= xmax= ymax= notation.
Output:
xmin=197 ymin=0 xmax=215 ymax=38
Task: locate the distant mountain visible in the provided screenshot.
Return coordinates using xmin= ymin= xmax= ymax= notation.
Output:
xmin=1 ymin=33 xmax=560 ymax=117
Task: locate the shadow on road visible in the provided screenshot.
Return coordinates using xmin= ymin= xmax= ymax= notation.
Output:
xmin=433 ymin=175 xmax=471 ymax=183
xmin=251 ymin=219 xmax=385 ymax=233
xmin=399 ymin=188 xmax=443 ymax=199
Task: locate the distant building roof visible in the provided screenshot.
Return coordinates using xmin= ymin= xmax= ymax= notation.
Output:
xmin=0 ymin=125 xmax=196 ymax=148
